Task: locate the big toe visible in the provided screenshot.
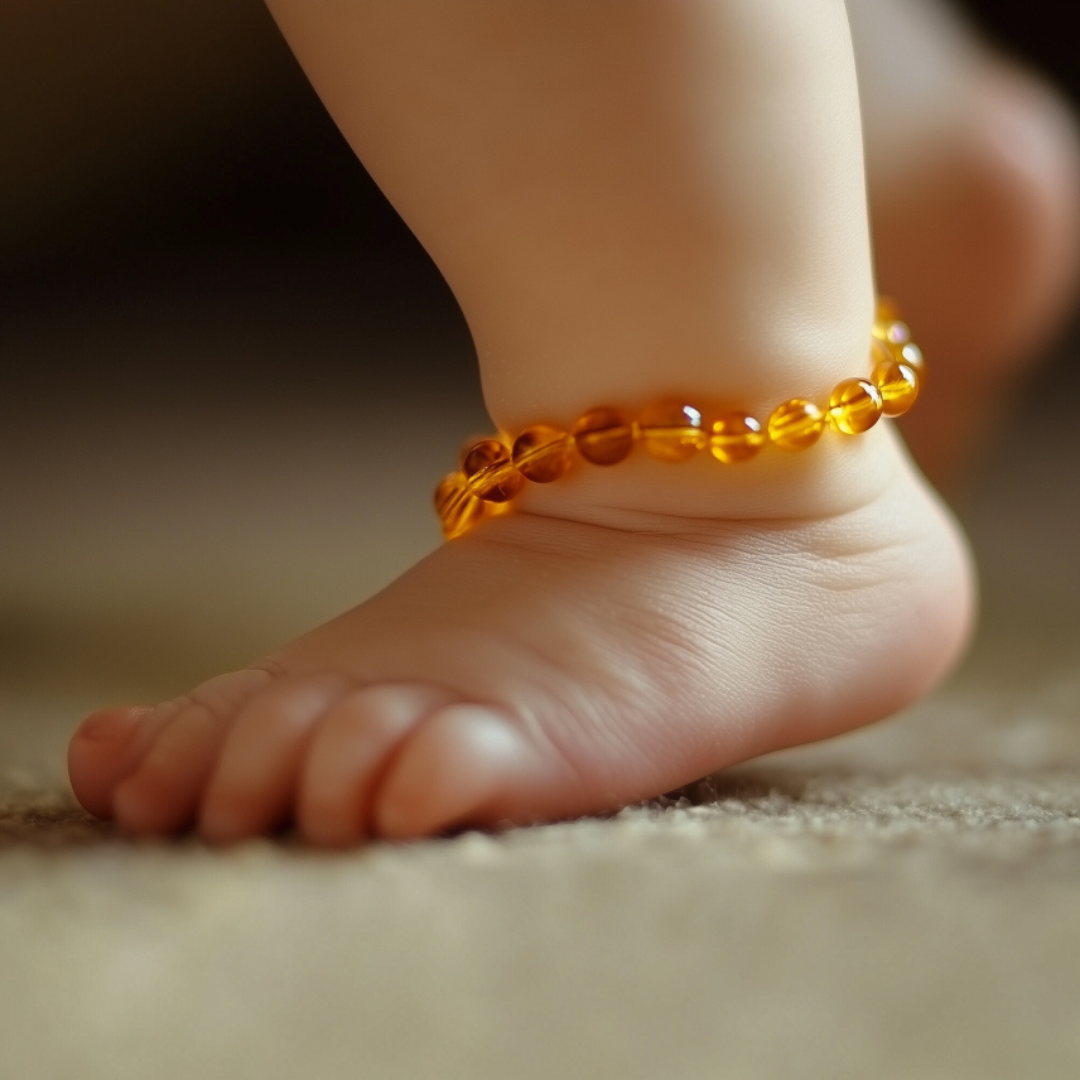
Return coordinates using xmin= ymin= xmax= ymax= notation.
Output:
xmin=372 ymin=704 xmax=561 ymax=840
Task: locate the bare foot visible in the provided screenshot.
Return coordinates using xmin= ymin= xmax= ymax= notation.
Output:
xmin=70 ymin=429 xmax=971 ymax=844
xmin=68 ymin=0 xmax=975 ymax=843
xmin=849 ymin=0 xmax=1080 ymax=481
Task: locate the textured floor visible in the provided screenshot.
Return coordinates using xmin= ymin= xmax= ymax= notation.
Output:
xmin=2 ymin=262 xmax=1079 ymax=1078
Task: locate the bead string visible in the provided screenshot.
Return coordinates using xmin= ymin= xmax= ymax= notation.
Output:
xmin=436 ymin=299 xmax=923 ymax=539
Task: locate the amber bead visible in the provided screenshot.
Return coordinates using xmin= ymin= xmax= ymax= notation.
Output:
xmin=872 ymin=358 xmax=920 ymax=417
xmin=875 ymin=297 xmax=901 ymax=324
xmin=512 ymin=425 xmax=574 ymax=483
xmin=572 ymin=407 xmax=636 ymax=466
xmin=768 ymin=399 xmax=826 ymax=451
xmin=899 ymin=341 xmax=924 ymax=373
xmin=828 ymin=378 xmax=883 ymax=435
xmin=873 ymin=319 xmax=911 ymax=347
xmin=434 ymin=472 xmax=486 ymax=539
xmin=462 ymin=439 xmax=525 ymax=502
xmin=709 ymin=412 xmax=765 ymax=464
xmin=638 ymin=400 xmax=706 ymax=462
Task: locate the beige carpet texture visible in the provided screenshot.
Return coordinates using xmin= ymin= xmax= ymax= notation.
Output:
xmin=3 ymin=261 xmax=1080 ymax=1079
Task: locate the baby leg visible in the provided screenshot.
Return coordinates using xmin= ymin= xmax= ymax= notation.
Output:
xmin=69 ymin=0 xmax=973 ymax=844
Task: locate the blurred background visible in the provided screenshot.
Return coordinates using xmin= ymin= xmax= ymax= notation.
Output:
xmin=2 ymin=0 xmax=1080 ymax=739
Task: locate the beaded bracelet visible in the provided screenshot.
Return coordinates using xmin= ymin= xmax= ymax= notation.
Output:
xmin=435 ymin=299 xmax=923 ymax=539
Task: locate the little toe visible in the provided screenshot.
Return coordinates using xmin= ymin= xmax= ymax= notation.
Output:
xmin=372 ymin=704 xmax=558 ymax=841
xmin=296 ymin=683 xmax=460 ymax=848
xmin=198 ymin=673 xmax=352 ymax=844
xmin=68 ymin=706 xmax=153 ymax=818
xmin=70 ymin=699 xmax=199 ymax=823
xmin=70 ymin=667 xmax=274 ymax=822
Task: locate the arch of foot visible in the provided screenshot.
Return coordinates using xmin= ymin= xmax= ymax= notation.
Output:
xmin=436 ymin=300 xmax=925 ymax=539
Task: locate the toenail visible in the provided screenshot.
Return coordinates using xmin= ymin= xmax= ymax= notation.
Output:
xmin=78 ymin=709 xmax=145 ymax=744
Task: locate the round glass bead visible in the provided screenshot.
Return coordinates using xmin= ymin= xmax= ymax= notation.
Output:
xmin=462 ymin=439 xmax=525 ymax=502
xmin=876 ymin=296 xmax=900 ymax=324
xmin=767 ymin=398 xmax=826 ymax=451
xmin=572 ymin=407 xmax=635 ymax=466
xmin=872 ymin=358 xmax=920 ymax=417
xmin=638 ymin=400 xmax=706 ymax=462
xmin=899 ymin=341 xmax=924 ymax=372
xmin=434 ymin=472 xmax=485 ymax=539
xmin=873 ymin=318 xmax=911 ymax=346
xmin=709 ymin=411 xmax=765 ymax=464
xmin=512 ymin=425 xmax=574 ymax=483
xmin=886 ymin=321 xmax=911 ymax=347
xmin=828 ymin=378 xmax=883 ymax=435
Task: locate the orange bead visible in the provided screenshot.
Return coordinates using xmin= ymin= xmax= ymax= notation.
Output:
xmin=828 ymin=378 xmax=883 ymax=435
xmin=512 ymin=425 xmax=574 ymax=483
xmin=873 ymin=318 xmax=911 ymax=347
xmin=434 ymin=472 xmax=485 ymax=539
xmin=462 ymin=439 xmax=525 ymax=502
xmin=872 ymin=359 xmax=920 ymax=417
xmin=885 ymin=321 xmax=911 ymax=347
xmin=875 ymin=296 xmax=901 ymax=324
xmin=709 ymin=411 xmax=765 ymax=464
xmin=899 ymin=341 xmax=924 ymax=373
xmin=572 ymin=407 xmax=636 ymax=466
xmin=767 ymin=398 xmax=826 ymax=451
xmin=638 ymin=400 xmax=706 ymax=462
xmin=872 ymin=325 xmax=923 ymax=378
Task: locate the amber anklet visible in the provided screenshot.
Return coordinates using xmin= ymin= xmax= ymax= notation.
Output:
xmin=435 ymin=300 xmax=923 ymax=539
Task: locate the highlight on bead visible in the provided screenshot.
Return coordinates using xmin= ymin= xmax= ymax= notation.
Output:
xmin=710 ymin=411 xmax=765 ymax=464
xmin=899 ymin=342 xmax=924 ymax=373
xmin=871 ymin=358 xmax=920 ymax=417
xmin=767 ymin=398 xmax=826 ymax=452
xmin=434 ymin=299 xmax=924 ymax=538
xmin=639 ymin=400 xmax=707 ymax=463
xmin=828 ymin=378 xmax=883 ymax=435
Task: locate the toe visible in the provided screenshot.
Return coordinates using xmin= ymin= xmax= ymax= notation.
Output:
xmin=113 ymin=704 xmax=232 ymax=836
xmin=69 ymin=700 xmax=193 ymax=820
xmin=110 ymin=668 xmax=273 ymax=835
xmin=372 ymin=704 xmax=554 ymax=840
xmin=296 ymin=683 xmax=459 ymax=848
xmin=198 ymin=673 xmax=353 ymax=844
xmin=68 ymin=706 xmax=152 ymax=818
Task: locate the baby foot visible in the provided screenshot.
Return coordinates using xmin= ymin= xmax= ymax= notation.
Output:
xmin=69 ymin=428 xmax=973 ymax=844
xmin=850 ymin=0 xmax=1080 ymax=480
xmin=69 ymin=0 xmax=976 ymax=843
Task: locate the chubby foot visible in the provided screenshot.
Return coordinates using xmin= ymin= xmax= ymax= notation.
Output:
xmin=69 ymin=431 xmax=973 ymax=845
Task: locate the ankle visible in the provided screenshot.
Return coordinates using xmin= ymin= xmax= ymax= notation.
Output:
xmin=449 ymin=304 xmax=924 ymax=532
xmin=511 ymin=422 xmax=908 ymax=528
